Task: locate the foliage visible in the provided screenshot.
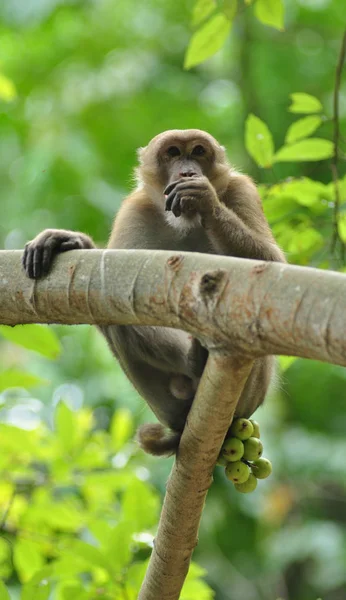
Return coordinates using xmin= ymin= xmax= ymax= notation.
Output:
xmin=0 ymin=325 xmax=61 ymax=360
xmin=0 ymin=395 xmax=212 ymax=599
xmin=0 ymin=0 xmax=345 ymax=599
xmin=185 ymin=0 xmax=285 ymax=69
xmin=0 ymin=72 xmax=17 ymax=102
xmin=244 ymin=93 xmax=342 ymax=264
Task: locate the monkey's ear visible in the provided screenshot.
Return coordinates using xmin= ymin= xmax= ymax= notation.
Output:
xmin=217 ymin=144 xmax=228 ymax=163
xmin=137 ymin=146 xmax=147 ymax=163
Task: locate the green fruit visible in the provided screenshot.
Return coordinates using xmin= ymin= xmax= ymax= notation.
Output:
xmin=225 ymin=461 xmax=250 ymax=484
xmin=230 ymin=418 xmax=254 ymax=440
xmin=221 ymin=437 xmax=244 ymax=462
xmin=251 ymin=458 xmax=272 ymax=479
xmin=235 ymin=473 xmax=258 ymax=494
xmin=250 ymin=419 xmax=260 ymax=438
xmin=216 ymin=456 xmax=228 ymax=467
xmin=243 ymin=437 xmax=263 ymax=461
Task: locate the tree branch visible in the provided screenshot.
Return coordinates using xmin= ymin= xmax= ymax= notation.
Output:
xmin=1 ymin=250 xmax=346 ymax=365
xmin=138 ymin=354 xmax=254 ymax=600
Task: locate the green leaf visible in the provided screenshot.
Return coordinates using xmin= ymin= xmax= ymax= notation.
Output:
xmin=279 ymin=356 xmax=298 ymax=372
xmin=255 ymin=0 xmax=284 ymax=30
xmin=14 ymin=539 xmax=44 ymax=583
xmin=0 ymin=423 xmax=38 ymax=454
xmin=0 ymin=325 xmax=61 ymax=359
xmin=56 ymin=581 xmax=87 ymax=600
xmin=110 ymin=408 xmax=133 ymax=451
xmin=338 ymin=213 xmax=346 ymax=243
xmin=181 ymin=562 xmax=213 ymax=600
xmin=51 ymin=557 xmax=89 ymax=578
xmin=124 ymin=560 xmax=150 ymax=599
xmin=181 ymin=579 xmax=214 ymax=600
xmin=245 ymin=114 xmax=275 ymax=167
xmin=288 ymin=93 xmax=323 ymax=114
xmin=0 ymin=536 xmax=12 ymax=580
xmin=22 ymin=566 xmax=53 ymax=586
xmin=274 ymin=139 xmax=334 ymax=162
xmin=42 ymin=501 xmax=85 ymax=531
xmin=272 ymin=177 xmax=329 ymax=208
xmin=122 ymin=479 xmax=160 ymax=531
xmin=287 ymin=227 xmax=323 ymax=255
xmin=187 ymin=563 xmax=208 ymax=579
xmin=88 ymin=520 xmax=113 ymax=547
xmin=222 ymin=0 xmax=238 ymax=20
xmin=105 ymin=521 xmax=133 ymax=572
xmin=285 ymin=116 xmax=322 ymax=144
xmin=0 ymin=370 xmax=48 ymax=392
xmin=0 ymin=581 xmax=11 ymax=600
xmin=0 ymin=73 xmax=17 ymax=102
xmin=21 ymin=580 xmax=52 ymax=600
xmin=68 ymin=540 xmax=112 ymax=572
xmin=184 ymin=13 xmax=232 ymax=69
xmin=82 ymin=472 xmax=133 ymax=507
xmin=192 ymin=0 xmax=216 ymax=27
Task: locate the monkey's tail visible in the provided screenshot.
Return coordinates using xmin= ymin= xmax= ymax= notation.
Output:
xmin=136 ymin=423 xmax=181 ymax=457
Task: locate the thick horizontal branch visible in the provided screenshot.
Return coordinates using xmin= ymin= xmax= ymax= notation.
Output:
xmin=1 ymin=249 xmax=346 ymax=366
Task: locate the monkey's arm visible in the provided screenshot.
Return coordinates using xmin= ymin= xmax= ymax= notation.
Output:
xmin=165 ymin=174 xmax=285 ymax=262
xmin=22 ymin=210 xmax=206 ymax=380
xmin=23 ymin=228 xmax=96 ymax=279
xmin=205 ymin=174 xmax=285 ymax=262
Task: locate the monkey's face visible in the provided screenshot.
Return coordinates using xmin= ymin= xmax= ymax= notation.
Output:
xmin=137 ymin=129 xmax=230 ymax=197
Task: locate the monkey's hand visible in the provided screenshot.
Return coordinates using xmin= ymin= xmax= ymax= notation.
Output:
xmin=23 ymin=228 xmax=95 ymax=279
xmin=164 ymin=176 xmax=219 ymax=218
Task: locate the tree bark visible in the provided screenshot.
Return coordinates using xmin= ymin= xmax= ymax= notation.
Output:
xmin=1 ymin=250 xmax=345 ymax=366
xmin=138 ymin=354 xmax=254 ymax=600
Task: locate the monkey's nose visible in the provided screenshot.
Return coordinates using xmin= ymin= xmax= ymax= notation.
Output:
xmin=180 ymin=170 xmax=197 ymax=178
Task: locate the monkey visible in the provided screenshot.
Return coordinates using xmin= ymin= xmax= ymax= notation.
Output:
xmin=23 ymin=129 xmax=285 ymax=456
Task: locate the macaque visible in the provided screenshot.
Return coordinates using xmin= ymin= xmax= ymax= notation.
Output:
xmin=23 ymin=129 xmax=285 ymax=456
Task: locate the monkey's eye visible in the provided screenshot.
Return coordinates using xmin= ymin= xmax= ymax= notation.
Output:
xmin=192 ymin=145 xmax=206 ymax=156
xmin=166 ymin=146 xmax=181 ymax=157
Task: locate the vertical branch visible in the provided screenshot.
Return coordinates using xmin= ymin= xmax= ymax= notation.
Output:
xmin=331 ymin=29 xmax=346 ymax=259
xmin=138 ymin=353 xmax=254 ymax=600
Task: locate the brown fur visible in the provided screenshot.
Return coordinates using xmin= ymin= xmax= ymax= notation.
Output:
xmin=23 ymin=129 xmax=285 ymax=456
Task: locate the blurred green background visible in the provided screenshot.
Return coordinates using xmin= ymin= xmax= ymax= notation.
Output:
xmin=0 ymin=1 xmax=346 ymax=599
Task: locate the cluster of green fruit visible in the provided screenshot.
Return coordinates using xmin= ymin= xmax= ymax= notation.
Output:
xmin=217 ymin=418 xmax=272 ymax=493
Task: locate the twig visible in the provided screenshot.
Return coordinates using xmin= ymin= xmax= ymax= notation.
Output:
xmin=331 ymin=29 xmax=346 ymax=259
